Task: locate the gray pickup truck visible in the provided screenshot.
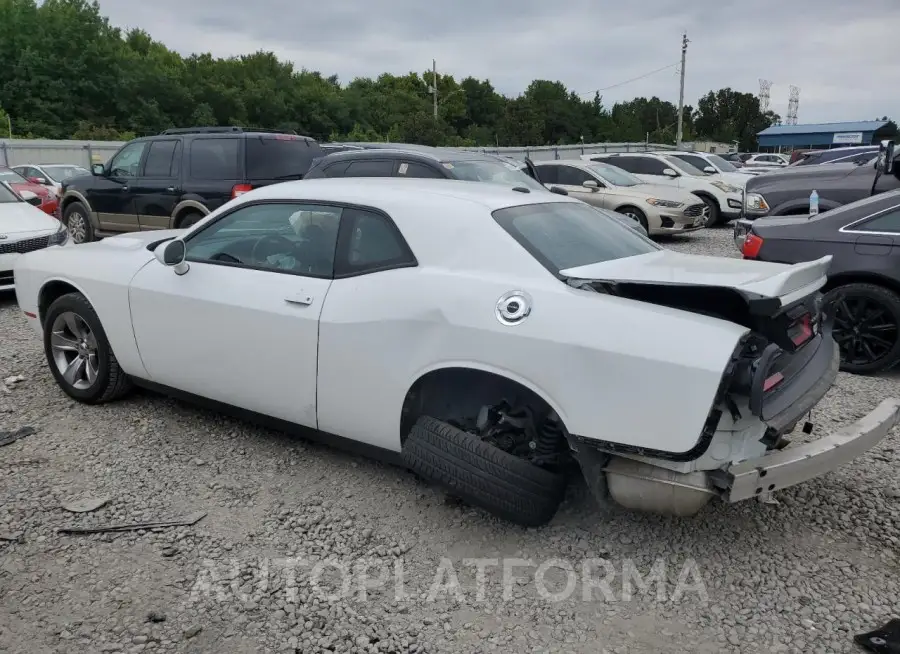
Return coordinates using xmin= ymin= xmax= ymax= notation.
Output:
xmin=741 ymin=146 xmax=900 ymax=219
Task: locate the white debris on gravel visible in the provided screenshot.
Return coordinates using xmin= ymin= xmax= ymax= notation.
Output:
xmin=1 ymin=224 xmax=899 ymax=654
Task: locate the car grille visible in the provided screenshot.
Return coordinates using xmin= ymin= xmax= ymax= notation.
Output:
xmin=683 ymin=203 xmax=706 ymax=217
xmin=0 ymin=235 xmax=51 ymax=255
xmin=0 ymin=270 xmax=13 ymax=286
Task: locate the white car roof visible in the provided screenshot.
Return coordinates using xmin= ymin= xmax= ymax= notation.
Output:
xmin=233 ymin=177 xmax=580 ymax=212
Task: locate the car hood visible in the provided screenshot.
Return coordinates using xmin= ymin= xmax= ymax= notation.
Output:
xmin=716 ymin=172 xmax=750 ymax=187
xmin=560 ymin=249 xmax=831 ymax=301
xmin=10 ymin=181 xmax=50 ymax=197
xmin=77 ymin=229 xmax=184 ymax=253
xmin=0 ymin=202 xmax=61 ymax=235
xmin=747 ymin=162 xmax=857 ymax=189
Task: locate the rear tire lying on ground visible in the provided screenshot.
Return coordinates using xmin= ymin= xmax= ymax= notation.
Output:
xmin=401 ymin=416 xmax=567 ymax=527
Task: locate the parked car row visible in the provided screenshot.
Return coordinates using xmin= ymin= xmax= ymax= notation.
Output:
xmin=0 ymin=167 xmax=60 ymax=216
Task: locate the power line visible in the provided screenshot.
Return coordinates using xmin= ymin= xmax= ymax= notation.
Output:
xmin=579 ymin=62 xmax=679 ymax=97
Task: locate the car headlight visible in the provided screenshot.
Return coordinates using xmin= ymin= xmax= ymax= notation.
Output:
xmin=710 ymin=181 xmax=739 ymax=193
xmin=47 ymin=225 xmax=69 ymax=246
xmin=645 ymin=197 xmax=684 ymax=209
xmin=744 ymin=193 xmax=769 ymax=213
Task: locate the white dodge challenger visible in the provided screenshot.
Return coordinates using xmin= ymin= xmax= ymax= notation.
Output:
xmin=13 ymin=178 xmax=900 ymax=526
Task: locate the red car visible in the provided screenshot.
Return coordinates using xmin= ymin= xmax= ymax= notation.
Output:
xmin=0 ymin=167 xmax=59 ymax=217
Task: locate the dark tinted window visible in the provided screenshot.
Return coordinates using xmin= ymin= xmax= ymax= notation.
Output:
xmin=855 ymin=207 xmax=900 ymax=233
xmin=673 ymin=154 xmax=709 ymax=171
xmin=245 ymin=135 xmax=322 ymax=180
xmin=534 ymin=165 xmax=558 ymax=185
xmin=190 ymin=138 xmax=240 ymax=180
xmin=635 ymin=157 xmax=669 ymax=175
xmin=598 ymin=157 xmax=640 ymax=174
xmin=397 ymin=161 xmax=445 ymax=179
xmin=344 ymin=160 xmax=395 ymax=177
xmin=336 ymin=207 xmax=416 ymax=276
xmin=556 ymin=166 xmax=593 ymax=186
xmin=143 ymin=139 xmax=179 ymax=177
xmin=493 ymin=201 xmax=660 ymax=274
xmin=322 ymin=161 xmax=351 ymax=178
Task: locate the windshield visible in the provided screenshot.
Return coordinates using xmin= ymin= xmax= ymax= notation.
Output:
xmin=450 ymin=160 xmax=546 ymax=191
xmin=663 ymin=156 xmax=706 ymax=177
xmin=41 ymin=165 xmax=89 ymax=182
xmin=0 ymin=170 xmax=26 ymax=183
xmin=0 ymin=182 xmax=21 ymax=203
xmin=707 ymin=154 xmax=738 ymax=173
xmin=586 ymin=164 xmax=641 ymax=187
xmin=492 ymin=201 xmax=660 ymax=275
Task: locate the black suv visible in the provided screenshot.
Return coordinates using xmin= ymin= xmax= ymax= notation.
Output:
xmin=302 ymin=147 xmax=550 ymax=192
xmin=58 ymin=127 xmax=325 ymax=243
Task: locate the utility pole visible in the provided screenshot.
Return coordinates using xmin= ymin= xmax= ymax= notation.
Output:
xmin=432 ymin=59 xmax=438 ymax=120
xmin=676 ymin=33 xmax=689 ymax=147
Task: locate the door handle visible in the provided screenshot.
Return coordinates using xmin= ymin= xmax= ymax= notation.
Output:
xmin=285 ymin=293 xmax=313 ymax=306
xmin=166 ymin=187 xmax=175 ymax=192
xmin=121 ymin=186 xmax=129 ymax=191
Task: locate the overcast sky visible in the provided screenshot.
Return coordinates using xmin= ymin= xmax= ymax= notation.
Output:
xmin=96 ymin=0 xmax=898 ymax=124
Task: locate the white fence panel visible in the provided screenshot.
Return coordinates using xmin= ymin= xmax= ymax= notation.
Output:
xmin=0 ymin=139 xmax=125 ymax=168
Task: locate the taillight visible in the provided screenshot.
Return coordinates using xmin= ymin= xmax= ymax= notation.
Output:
xmin=742 ymin=233 xmax=764 ymax=258
xmin=231 ymin=184 xmax=252 ymax=198
xmin=763 ymin=371 xmax=784 ymax=392
xmin=787 ymin=313 xmax=814 ymax=347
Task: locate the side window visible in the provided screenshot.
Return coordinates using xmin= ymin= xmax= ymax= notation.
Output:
xmin=323 ymin=161 xmax=351 ymax=178
xmin=602 ymin=157 xmax=639 ymax=174
xmin=185 ymin=202 xmax=341 ymax=277
xmin=189 ymin=138 xmax=240 ymax=180
xmin=679 ymin=155 xmax=708 ymax=170
xmin=344 ymin=160 xmax=395 ymax=177
xmin=556 ymin=166 xmax=592 ymax=186
xmin=108 ymin=141 xmax=148 ymax=177
xmin=635 ymin=157 xmax=668 ymax=175
xmin=335 ymin=207 xmax=416 ymax=276
xmin=534 ymin=165 xmax=558 ymax=185
xmin=854 ymin=208 xmax=900 ymax=233
xmin=397 ymin=161 xmax=445 ymax=179
xmin=143 ymin=140 xmax=179 ymax=177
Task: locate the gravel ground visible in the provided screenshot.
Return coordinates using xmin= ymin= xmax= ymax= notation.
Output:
xmin=2 ymin=225 xmax=900 ymax=654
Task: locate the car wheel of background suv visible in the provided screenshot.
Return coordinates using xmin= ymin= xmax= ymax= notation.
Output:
xmin=63 ymin=202 xmax=94 ymax=243
xmin=694 ymin=195 xmax=720 ymax=227
xmin=178 ymin=211 xmax=204 ymax=229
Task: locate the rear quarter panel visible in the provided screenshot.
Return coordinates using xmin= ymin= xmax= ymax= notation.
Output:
xmin=315 ymin=194 xmax=749 ymax=455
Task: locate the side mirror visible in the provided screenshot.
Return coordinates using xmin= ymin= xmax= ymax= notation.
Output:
xmin=877 ymin=140 xmax=895 ymax=175
xmin=582 ymin=180 xmax=599 ymax=191
xmin=154 ymin=239 xmax=190 ymax=275
xmin=91 ymin=163 xmax=106 ymax=176
xmin=703 ymin=166 xmax=716 ymax=174
xmin=662 ymin=168 xmax=678 ymax=178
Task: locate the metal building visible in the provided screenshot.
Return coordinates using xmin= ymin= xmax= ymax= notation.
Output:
xmin=757 ymin=120 xmax=895 ymax=152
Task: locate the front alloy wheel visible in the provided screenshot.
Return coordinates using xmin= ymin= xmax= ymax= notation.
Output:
xmin=49 ymin=311 xmax=100 ymax=389
xmin=67 ymin=211 xmax=88 ymax=243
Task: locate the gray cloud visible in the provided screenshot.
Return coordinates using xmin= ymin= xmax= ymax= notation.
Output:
xmin=98 ymin=0 xmax=899 ymax=123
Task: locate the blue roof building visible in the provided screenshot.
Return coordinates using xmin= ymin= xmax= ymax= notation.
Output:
xmin=757 ymin=120 xmax=895 ymax=151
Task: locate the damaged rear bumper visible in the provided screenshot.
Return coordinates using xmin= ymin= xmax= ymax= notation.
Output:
xmin=724 ymin=398 xmax=900 ymax=502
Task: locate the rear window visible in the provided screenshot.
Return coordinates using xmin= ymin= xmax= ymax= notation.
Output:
xmin=245 ymin=136 xmax=324 ymax=180
xmin=493 ymin=202 xmax=660 ymax=274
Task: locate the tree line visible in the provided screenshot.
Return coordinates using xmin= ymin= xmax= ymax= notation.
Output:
xmin=2 ymin=0 xmax=789 ymax=150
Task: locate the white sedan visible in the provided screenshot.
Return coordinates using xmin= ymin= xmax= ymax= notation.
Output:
xmin=13 ymin=179 xmax=900 ymax=526
xmin=0 ymin=182 xmax=70 ymax=291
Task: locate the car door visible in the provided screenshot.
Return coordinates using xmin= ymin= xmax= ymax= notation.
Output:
xmin=92 ymin=140 xmax=148 ymax=232
xmin=315 ymin=205 xmax=419 ymax=449
xmin=844 ymin=204 xmax=900 ymax=259
xmin=131 ymin=139 xmax=182 ymax=231
xmin=553 ymin=165 xmax=608 ymax=207
xmin=128 ymin=200 xmax=342 ymax=428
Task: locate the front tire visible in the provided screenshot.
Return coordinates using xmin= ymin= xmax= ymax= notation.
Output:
xmin=178 ymin=211 xmax=205 ymax=229
xmin=617 ymin=206 xmax=649 ymax=233
xmin=695 ymin=195 xmax=720 ymax=227
xmin=826 ymin=283 xmax=900 ymax=374
xmin=402 ymin=416 xmax=567 ymax=527
xmin=63 ymin=202 xmax=95 ymax=243
xmin=43 ymin=293 xmax=132 ymax=403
